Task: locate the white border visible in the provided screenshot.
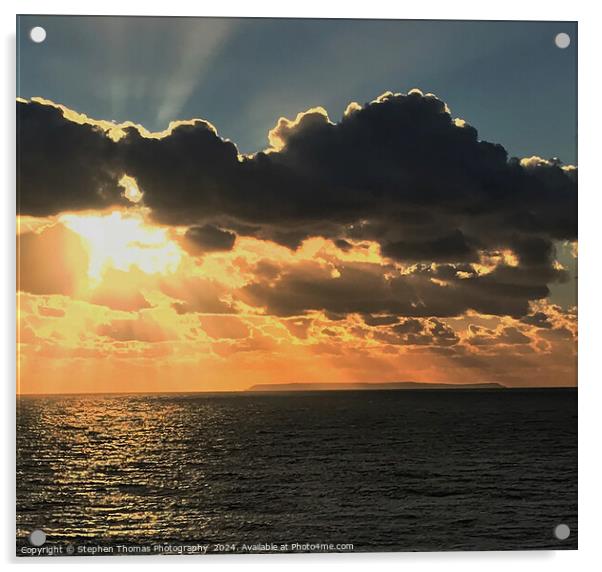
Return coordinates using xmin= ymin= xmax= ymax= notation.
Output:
xmin=3 ymin=2 xmax=601 ymax=571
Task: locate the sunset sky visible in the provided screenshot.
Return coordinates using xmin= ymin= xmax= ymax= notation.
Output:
xmin=17 ymin=17 xmax=577 ymax=394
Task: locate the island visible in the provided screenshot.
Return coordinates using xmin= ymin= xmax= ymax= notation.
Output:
xmin=247 ymin=381 xmax=506 ymax=392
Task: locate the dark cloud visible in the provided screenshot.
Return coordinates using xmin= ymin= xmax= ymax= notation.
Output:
xmin=391 ymin=319 xmax=424 ymax=335
xmin=468 ymin=324 xmax=531 ymax=346
xmin=362 ymin=314 xmax=399 ymax=326
xmin=510 ymin=235 xmax=554 ymax=266
xmin=18 ymin=93 xmax=576 ymax=249
xmin=181 ymin=224 xmax=237 ymax=254
xmin=539 ymin=326 xmax=575 ymax=342
xmin=118 ymin=120 xmax=240 ymax=225
xmin=334 ymin=239 xmax=353 ymax=252
xmin=520 ymin=311 xmax=553 ymax=329
xmin=381 ymin=230 xmax=477 ymax=263
xmin=373 ymin=317 xmax=459 ymax=347
xmin=17 ymin=91 xmax=577 ymax=319
xmin=238 ymin=258 xmax=565 ymax=319
xmin=17 ymin=100 xmax=124 ymax=216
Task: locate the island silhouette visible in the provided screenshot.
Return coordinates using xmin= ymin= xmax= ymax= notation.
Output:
xmin=247 ymin=381 xmax=506 ymax=392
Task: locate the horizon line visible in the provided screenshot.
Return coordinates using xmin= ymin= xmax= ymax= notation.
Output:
xmin=16 ymin=383 xmax=578 ymax=398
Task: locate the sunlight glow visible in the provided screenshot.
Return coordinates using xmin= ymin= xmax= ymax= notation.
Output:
xmin=60 ymin=211 xmax=182 ymax=282
xmin=118 ymin=175 xmax=143 ymax=203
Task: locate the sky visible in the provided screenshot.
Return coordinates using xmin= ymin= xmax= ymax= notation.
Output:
xmin=16 ymin=17 xmax=577 ymax=394
xmin=18 ymin=17 xmax=577 ymax=161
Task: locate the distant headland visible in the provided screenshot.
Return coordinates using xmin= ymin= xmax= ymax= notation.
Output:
xmin=246 ymin=381 xmax=507 ymax=392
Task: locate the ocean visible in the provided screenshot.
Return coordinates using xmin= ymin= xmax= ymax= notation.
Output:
xmin=16 ymin=388 xmax=577 ymax=555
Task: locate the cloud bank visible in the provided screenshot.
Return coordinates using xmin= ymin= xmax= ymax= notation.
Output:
xmin=17 ymin=89 xmax=577 ymax=327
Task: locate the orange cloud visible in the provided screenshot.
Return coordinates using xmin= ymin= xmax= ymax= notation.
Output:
xmin=18 ymin=224 xmax=89 ymax=296
xmin=199 ymin=315 xmax=250 ymax=340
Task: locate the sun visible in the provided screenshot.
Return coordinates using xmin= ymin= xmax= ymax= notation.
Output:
xmin=60 ymin=210 xmax=182 ymax=283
